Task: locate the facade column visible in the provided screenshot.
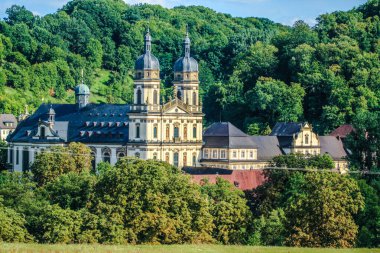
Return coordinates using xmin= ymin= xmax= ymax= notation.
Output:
xmin=110 ymin=148 xmax=117 ymax=165
xmin=95 ymin=147 xmax=102 ymax=166
xmin=7 ymin=146 xmax=10 ymax=164
xmin=29 ymin=146 xmax=35 ymax=165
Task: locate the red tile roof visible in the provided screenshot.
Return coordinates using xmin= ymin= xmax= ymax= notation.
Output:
xmin=190 ymin=170 xmax=266 ymax=190
xmin=330 ymin=124 xmax=354 ymax=138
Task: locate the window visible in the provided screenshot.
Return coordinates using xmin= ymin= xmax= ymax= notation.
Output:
xmin=117 ymin=152 xmax=125 ymax=161
xmin=212 ymin=150 xmax=218 ymax=159
xmin=233 ymin=151 xmax=237 ymax=158
xmin=135 ymin=124 xmax=140 ymax=138
xmin=249 ymin=151 xmax=254 ymax=158
xmin=153 ymin=90 xmax=158 ymax=104
xmin=40 ymin=127 xmax=46 ymax=139
xmin=137 ymin=89 xmax=142 ymax=104
xmin=173 ymin=152 xmax=179 ymax=167
xmin=166 ymin=125 xmax=170 ymax=140
xmin=192 ymin=92 xmax=197 ymax=105
xmin=165 ymin=153 xmax=169 ymax=163
xmin=103 ymin=152 xmax=110 ymax=163
xmin=192 ymin=153 xmax=197 ymax=166
xmin=22 ymin=149 xmax=29 ymax=172
xmin=174 ymin=126 xmax=179 ymax=138
xmin=183 ymin=153 xmax=187 ymax=166
xmin=204 ymin=149 xmax=209 ymax=159
xmin=153 ymin=126 xmax=157 ymax=139
xmin=10 ymin=148 xmax=13 ymax=164
xmin=220 ymin=150 xmax=226 ymax=159
xmin=177 ymin=90 xmax=182 ymax=100
xmin=193 ymin=125 xmax=197 ymax=139
xmin=135 ymin=152 xmax=140 ymax=158
xmin=16 ymin=148 xmax=19 ymax=165
xmin=241 ymin=151 xmax=245 ymax=158
xmin=305 ymin=134 xmax=309 ymax=145
xmin=183 ymin=125 xmax=187 ymax=140
xmin=242 ymin=165 xmax=246 ymax=170
xmin=153 ymin=153 xmax=157 ymax=160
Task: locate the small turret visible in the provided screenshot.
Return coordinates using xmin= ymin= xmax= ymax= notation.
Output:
xmin=75 ymin=70 xmax=90 ymax=109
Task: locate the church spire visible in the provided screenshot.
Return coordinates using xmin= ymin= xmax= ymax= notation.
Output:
xmin=144 ymin=27 xmax=151 ymax=53
xmin=184 ymin=25 xmax=190 ymax=58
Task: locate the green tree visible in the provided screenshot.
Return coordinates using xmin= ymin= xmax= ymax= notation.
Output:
xmin=246 ymin=78 xmax=305 ymax=125
xmin=201 ymin=177 xmax=251 ymax=244
xmin=285 ymin=172 xmax=364 ymax=248
xmin=0 ymin=199 xmax=32 ymax=242
xmin=31 ymin=142 xmax=92 ymax=185
xmin=91 ymin=158 xmax=214 ymax=244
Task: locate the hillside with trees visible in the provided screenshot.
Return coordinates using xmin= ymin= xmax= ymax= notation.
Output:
xmin=0 ymin=0 xmax=378 ymax=135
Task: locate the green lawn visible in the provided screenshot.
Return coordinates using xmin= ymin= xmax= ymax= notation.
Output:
xmin=0 ymin=244 xmax=379 ymax=253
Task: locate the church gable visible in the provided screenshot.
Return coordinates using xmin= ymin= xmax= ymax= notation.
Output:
xmin=162 ymin=98 xmax=192 ymax=115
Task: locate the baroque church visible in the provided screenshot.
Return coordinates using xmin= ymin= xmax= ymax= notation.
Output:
xmin=7 ymin=30 xmax=348 ymax=173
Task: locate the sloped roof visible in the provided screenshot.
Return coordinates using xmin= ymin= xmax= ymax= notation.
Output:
xmin=203 ymin=122 xmax=257 ymax=148
xmin=250 ymin=136 xmax=283 ymax=160
xmin=204 ymin=122 xmax=248 ymax=137
xmin=183 ymin=167 xmax=266 ymax=190
xmin=8 ymin=103 xmax=130 ymax=144
xmin=0 ymin=114 xmax=17 ymax=129
xmin=319 ymin=136 xmax=347 ymax=160
xmin=270 ymin=122 xmax=303 ymax=136
xmin=330 ymin=124 xmax=354 ymax=138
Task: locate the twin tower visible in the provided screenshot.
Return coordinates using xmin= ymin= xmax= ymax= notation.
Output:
xmin=132 ymin=29 xmax=200 ymax=109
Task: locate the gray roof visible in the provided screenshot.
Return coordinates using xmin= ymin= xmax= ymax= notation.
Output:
xmin=0 ymin=114 xmax=17 ymax=129
xmin=203 ymin=122 xmax=257 ymax=149
xmin=319 ymin=136 xmax=347 ymax=160
xmin=173 ymin=56 xmax=198 ymax=72
xmin=8 ymin=103 xmax=130 ymax=144
xmin=204 ymin=122 xmax=247 ymax=137
xmin=75 ymin=83 xmax=90 ymax=95
xmin=270 ymin=122 xmax=303 ymax=136
xmin=135 ymin=52 xmax=160 ymax=71
xmin=250 ymin=136 xmax=283 ymax=160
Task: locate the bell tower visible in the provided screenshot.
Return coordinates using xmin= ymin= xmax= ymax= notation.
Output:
xmin=173 ymin=27 xmax=200 ymax=109
xmin=133 ymin=28 xmax=161 ymax=108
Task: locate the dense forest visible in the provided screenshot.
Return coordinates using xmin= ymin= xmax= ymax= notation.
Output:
xmin=0 ymin=145 xmax=377 ymax=247
xmin=0 ymin=0 xmax=378 ymax=134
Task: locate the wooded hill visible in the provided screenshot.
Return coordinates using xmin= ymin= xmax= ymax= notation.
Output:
xmin=0 ymin=0 xmax=379 ymax=134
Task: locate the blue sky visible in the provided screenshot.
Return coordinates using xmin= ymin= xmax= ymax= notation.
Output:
xmin=0 ymin=0 xmax=367 ymax=25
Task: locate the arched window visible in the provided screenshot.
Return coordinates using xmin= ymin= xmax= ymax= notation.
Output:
xmin=117 ymin=152 xmax=125 ymax=161
xmin=153 ymin=126 xmax=158 ymax=139
xmin=137 ymin=89 xmax=142 ymax=105
xmin=40 ymin=126 xmax=46 ymax=139
xmin=193 ymin=125 xmax=197 ymax=139
xmin=153 ymin=90 xmax=158 ymax=105
xmin=165 ymin=152 xmax=170 ymax=163
xmin=166 ymin=125 xmax=170 ymax=140
xmin=103 ymin=152 xmax=110 ymax=163
xmin=192 ymin=92 xmax=197 ymax=105
xmin=177 ymin=90 xmax=182 ymax=100
xmin=192 ymin=153 xmax=197 ymax=166
xmin=183 ymin=125 xmax=187 ymax=140
xmin=305 ymin=134 xmax=309 ymax=145
xmin=174 ymin=126 xmax=179 ymax=138
xmin=153 ymin=153 xmax=157 ymax=160
xmin=135 ymin=152 xmax=140 ymax=158
xmin=136 ymin=124 xmax=140 ymax=138
xmin=183 ymin=152 xmax=187 ymax=166
xmin=173 ymin=152 xmax=179 ymax=167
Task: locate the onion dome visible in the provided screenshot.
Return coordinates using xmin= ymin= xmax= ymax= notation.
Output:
xmin=74 ymin=83 xmax=90 ymax=95
xmin=173 ymin=29 xmax=198 ymax=72
xmin=135 ymin=29 xmax=160 ymax=70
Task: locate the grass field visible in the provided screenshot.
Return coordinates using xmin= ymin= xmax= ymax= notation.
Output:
xmin=0 ymin=244 xmax=379 ymax=253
